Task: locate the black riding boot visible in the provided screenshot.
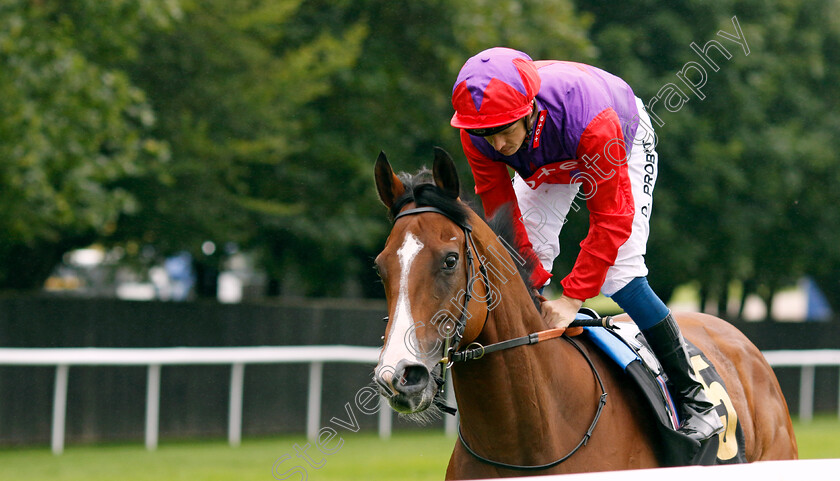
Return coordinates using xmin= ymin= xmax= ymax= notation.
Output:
xmin=641 ymin=313 xmax=724 ymax=442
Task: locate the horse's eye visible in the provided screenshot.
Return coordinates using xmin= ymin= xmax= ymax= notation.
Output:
xmin=443 ymin=253 xmax=458 ymax=270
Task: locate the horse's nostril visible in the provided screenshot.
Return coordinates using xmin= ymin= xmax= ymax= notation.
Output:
xmin=393 ymin=361 xmax=430 ymax=395
xmin=400 ymin=365 xmax=427 ymax=386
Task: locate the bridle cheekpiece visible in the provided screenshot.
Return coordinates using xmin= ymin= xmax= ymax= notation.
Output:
xmin=392 ymin=206 xmax=491 ymax=402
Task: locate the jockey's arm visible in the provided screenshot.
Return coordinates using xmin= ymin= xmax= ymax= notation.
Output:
xmin=559 ymin=108 xmax=635 ymax=301
xmin=460 ymin=130 xmax=552 ymax=288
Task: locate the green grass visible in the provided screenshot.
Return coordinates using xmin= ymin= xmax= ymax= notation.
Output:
xmin=0 ymin=417 xmax=838 ymax=481
xmin=0 ymin=431 xmax=454 ymax=481
xmin=793 ymin=415 xmax=840 ymax=459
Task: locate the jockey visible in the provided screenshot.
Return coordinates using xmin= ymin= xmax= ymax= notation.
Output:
xmin=450 ymin=47 xmax=723 ymax=446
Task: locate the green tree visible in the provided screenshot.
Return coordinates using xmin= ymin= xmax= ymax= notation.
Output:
xmin=258 ymin=0 xmax=594 ymax=297
xmin=1 ymin=0 xmax=599 ymax=299
xmin=0 ymin=0 xmax=176 ymax=289
xmin=110 ymin=0 xmax=368 ymax=296
xmin=576 ymin=0 xmax=840 ymax=318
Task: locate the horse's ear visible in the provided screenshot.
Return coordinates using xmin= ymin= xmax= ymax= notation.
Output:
xmin=433 ymin=147 xmax=460 ymax=199
xmin=374 ymin=151 xmax=405 ymax=209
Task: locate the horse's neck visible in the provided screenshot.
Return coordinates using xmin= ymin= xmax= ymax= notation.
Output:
xmin=476 ymin=280 xmax=543 ymax=343
xmin=470 ymin=219 xmax=546 ymax=340
xmin=452 ymin=228 xmax=591 ymax=452
xmin=451 ymin=302 xmax=589 ymax=459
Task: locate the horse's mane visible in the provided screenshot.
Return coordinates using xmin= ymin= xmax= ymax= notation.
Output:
xmin=389 ymin=169 xmax=540 ymax=307
xmin=484 ymin=203 xmax=543 ymax=308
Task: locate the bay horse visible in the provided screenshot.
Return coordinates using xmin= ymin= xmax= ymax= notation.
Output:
xmin=372 ymin=147 xmax=797 ymax=478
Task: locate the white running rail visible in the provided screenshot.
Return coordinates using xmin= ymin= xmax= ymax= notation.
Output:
xmin=760 ymin=349 xmax=840 ymax=422
xmin=0 ymin=346 xmax=834 ymax=455
xmin=0 ymin=346 xmax=385 ymax=454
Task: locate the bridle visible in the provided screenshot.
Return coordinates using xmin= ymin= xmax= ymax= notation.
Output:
xmin=393 ymin=206 xmax=490 ymax=374
xmin=386 ymin=205 xmax=609 ymax=471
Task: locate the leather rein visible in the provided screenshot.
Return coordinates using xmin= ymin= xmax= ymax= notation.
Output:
xmin=389 ymin=206 xmax=609 ymax=471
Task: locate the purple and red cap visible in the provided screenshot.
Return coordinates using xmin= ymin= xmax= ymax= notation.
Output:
xmin=451 ymin=47 xmax=541 ymax=134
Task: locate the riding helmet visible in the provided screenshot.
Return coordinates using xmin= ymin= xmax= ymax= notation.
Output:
xmin=450 ymin=47 xmax=541 ymax=134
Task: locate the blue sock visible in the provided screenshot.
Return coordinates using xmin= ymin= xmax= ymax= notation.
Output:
xmin=609 ymin=277 xmax=670 ymax=330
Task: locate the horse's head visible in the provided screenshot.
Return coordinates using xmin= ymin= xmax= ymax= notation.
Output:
xmin=372 ymin=148 xmax=493 ymax=415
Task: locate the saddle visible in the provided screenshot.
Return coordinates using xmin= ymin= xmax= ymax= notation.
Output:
xmin=577 ymin=310 xmax=747 ymax=466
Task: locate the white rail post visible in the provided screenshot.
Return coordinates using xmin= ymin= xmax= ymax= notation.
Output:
xmin=378 ymin=397 xmax=392 ymax=439
xmin=145 ymin=364 xmax=162 ymax=450
xmin=51 ymin=365 xmax=69 ymax=455
xmin=444 ymin=374 xmax=457 ymax=437
xmin=799 ymin=364 xmax=815 ymax=422
xmin=306 ymin=361 xmax=323 ymax=441
xmin=228 ymin=363 xmax=245 ymax=447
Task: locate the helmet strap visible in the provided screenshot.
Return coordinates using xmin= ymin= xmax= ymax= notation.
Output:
xmin=521 ymin=101 xmax=539 ymax=147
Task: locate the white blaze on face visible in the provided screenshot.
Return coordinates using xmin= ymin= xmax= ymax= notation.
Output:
xmin=377 ymin=232 xmax=424 ymax=384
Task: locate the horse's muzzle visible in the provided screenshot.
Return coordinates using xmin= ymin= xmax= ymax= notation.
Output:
xmin=374 ymin=360 xmax=434 ymax=413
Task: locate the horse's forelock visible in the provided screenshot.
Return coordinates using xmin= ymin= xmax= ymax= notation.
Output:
xmin=388 ymin=168 xmax=470 ymax=228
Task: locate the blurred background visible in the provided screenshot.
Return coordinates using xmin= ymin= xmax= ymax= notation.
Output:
xmin=2 ymin=0 xmax=840 ymax=460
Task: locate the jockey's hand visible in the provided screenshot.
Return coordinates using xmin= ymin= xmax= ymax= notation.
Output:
xmin=539 ymin=294 xmax=584 ymax=330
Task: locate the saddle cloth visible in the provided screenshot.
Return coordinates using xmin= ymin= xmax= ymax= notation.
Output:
xmin=581 ymin=320 xmax=747 ymax=466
